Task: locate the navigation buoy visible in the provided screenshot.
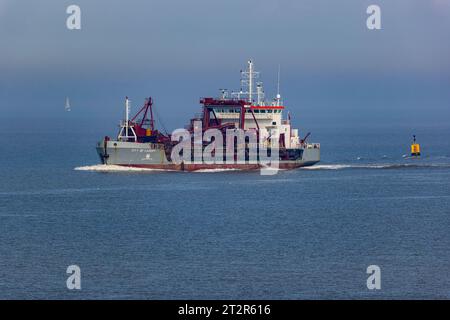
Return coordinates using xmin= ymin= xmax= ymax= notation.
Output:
xmin=410 ymin=135 xmax=421 ymax=157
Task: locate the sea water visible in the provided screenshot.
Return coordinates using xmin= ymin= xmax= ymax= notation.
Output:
xmin=1 ymin=118 xmax=449 ymax=299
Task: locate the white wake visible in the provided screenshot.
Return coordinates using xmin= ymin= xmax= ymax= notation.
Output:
xmin=302 ymin=163 xmax=450 ymax=170
xmin=74 ymin=165 xmax=170 ymax=172
xmin=192 ymin=168 xmax=242 ymax=173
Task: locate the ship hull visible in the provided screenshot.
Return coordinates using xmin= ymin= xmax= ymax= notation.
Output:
xmin=96 ymin=140 xmax=320 ymax=171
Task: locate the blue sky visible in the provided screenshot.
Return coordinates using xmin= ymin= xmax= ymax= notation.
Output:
xmin=1 ymin=0 xmax=449 ymax=129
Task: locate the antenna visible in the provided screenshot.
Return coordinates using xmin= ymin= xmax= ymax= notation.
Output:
xmin=248 ymin=60 xmax=253 ymax=103
xmin=276 ymin=64 xmax=281 ymax=106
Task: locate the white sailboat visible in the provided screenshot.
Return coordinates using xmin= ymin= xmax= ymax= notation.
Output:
xmin=65 ymin=97 xmax=71 ymax=112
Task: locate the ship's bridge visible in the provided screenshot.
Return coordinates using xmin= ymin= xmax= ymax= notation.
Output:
xmin=200 ymin=98 xmax=285 ymax=129
xmin=196 ymin=60 xmax=303 ymax=149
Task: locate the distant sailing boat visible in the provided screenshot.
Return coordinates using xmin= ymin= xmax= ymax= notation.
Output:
xmin=65 ymin=97 xmax=71 ymax=112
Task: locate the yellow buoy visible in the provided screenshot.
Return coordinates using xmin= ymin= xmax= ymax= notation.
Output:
xmin=410 ymin=135 xmax=421 ymax=156
xmin=146 ymin=128 xmax=152 ymax=136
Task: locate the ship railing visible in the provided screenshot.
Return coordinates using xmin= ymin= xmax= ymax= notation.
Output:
xmin=201 ymin=97 xmax=246 ymax=103
xmin=305 ymin=143 xmax=320 ymax=149
xmin=150 ymin=144 xmax=164 ymax=150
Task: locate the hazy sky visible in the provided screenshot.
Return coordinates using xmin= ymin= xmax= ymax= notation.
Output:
xmin=1 ymin=0 xmax=449 ymax=128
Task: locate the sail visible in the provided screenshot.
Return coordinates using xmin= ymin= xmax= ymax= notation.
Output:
xmin=65 ymin=97 xmax=71 ymax=111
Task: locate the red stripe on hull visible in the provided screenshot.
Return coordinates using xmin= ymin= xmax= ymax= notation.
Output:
xmin=117 ymin=162 xmax=316 ymax=171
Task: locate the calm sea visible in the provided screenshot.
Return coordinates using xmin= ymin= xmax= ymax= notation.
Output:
xmin=1 ymin=118 xmax=449 ymax=299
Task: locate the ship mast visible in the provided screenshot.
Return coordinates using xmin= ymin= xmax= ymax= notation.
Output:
xmin=125 ymin=96 xmax=130 ymax=134
xmin=118 ymin=96 xmax=137 ymax=142
xmin=239 ymin=59 xmax=259 ymax=104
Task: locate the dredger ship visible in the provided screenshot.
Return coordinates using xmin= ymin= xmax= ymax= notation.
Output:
xmin=96 ymin=60 xmax=320 ymax=171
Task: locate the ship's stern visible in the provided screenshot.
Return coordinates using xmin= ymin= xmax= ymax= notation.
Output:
xmin=302 ymin=143 xmax=320 ymax=166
